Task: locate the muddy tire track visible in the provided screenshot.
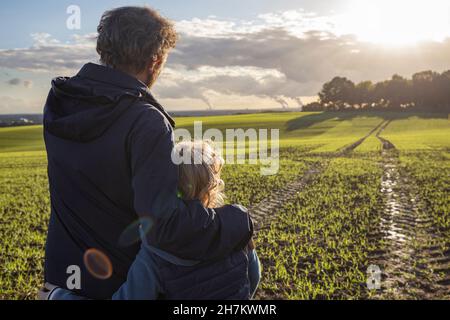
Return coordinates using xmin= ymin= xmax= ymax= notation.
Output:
xmin=249 ymin=164 xmax=322 ymax=231
xmin=250 ymin=121 xmax=389 ymax=231
xmin=249 ymin=121 xmax=405 ymax=299
xmin=369 ymin=123 xmax=449 ymax=299
xmin=339 ymin=120 xmax=387 ymax=155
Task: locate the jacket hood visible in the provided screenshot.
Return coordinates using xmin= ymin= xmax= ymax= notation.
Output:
xmin=44 ymin=63 xmax=174 ymax=142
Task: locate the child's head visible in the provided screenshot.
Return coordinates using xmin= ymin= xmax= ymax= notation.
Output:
xmin=175 ymin=140 xmax=225 ymax=208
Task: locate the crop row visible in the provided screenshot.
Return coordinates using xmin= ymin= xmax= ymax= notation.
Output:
xmin=0 ymin=149 xmax=314 ymax=299
xmin=0 ymin=155 xmax=49 ymax=299
xmin=399 ymin=151 xmax=449 ymax=234
xmin=255 ymin=155 xmax=384 ymax=299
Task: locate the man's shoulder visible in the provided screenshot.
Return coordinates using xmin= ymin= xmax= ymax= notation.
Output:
xmin=128 ymin=100 xmax=173 ymax=134
xmin=130 ymin=99 xmax=167 ymax=120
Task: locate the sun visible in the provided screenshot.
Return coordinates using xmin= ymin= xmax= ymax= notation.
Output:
xmin=342 ymin=0 xmax=450 ymax=46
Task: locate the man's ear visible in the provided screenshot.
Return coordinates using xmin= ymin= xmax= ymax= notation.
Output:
xmin=147 ymin=55 xmax=163 ymax=72
xmin=147 ymin=56 xmax=158 ymax=70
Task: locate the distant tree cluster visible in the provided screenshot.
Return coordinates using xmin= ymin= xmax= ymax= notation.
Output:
xmin=304 ymin=70 xmax=450 ymax=112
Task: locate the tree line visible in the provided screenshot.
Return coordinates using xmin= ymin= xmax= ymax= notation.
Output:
xmin=304 ymin=70 xmax=450 ymax=112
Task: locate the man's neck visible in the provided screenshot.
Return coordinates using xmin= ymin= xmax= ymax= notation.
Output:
xmin=134 ymin=72 xmax=151 ymax=87
xmin=103 ymin=63 xmax=151 ymax=88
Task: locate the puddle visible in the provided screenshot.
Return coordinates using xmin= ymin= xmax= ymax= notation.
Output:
xmin=379 ymin=156 xmax=414 ymax=245
xmin=371 ymin=130 xmax=449 ymax=299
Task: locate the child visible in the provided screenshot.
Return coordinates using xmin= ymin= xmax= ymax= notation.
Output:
xmin=46 ymin=140 xmax=260 ymax=300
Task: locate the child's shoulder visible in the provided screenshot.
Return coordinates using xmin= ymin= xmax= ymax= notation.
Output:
xmin=230 ymin=204 xmax=248 ymax=213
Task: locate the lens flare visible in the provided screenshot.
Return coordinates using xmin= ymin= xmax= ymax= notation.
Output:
xmin=118 ymin=217 xmax=153 ymax=247
xmin=83 ymin=248 xmax=113 ymax=280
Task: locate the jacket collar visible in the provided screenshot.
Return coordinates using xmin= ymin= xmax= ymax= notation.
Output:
xmin=77 ymin=63 xmax=175 ymax=128
xmin=77 ymin=63 xmax=148 ymax=91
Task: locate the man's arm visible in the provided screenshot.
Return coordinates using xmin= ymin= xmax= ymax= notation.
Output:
xmin=128 ymin=107 xmax=253 ymax=260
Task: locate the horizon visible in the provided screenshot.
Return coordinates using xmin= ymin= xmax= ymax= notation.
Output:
xmin=0 ymin=106 xmax=305 ymax=118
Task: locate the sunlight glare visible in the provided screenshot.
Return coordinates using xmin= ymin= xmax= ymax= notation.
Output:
xmin=343 ymin=0 xmax=450 ymax=45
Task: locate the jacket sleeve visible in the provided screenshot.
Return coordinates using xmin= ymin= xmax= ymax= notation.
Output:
xmin=127 ymin=107 xmax=253 ymax=260
xmin=112 ymin=243 xmax=161 ymax=300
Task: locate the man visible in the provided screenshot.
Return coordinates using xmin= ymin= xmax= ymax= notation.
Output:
xmin=41 ymin=6 xmax=253 ymax=299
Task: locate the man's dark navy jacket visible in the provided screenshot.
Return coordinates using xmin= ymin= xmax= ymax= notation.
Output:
xmin=43 ymin=63 xmax=253 ymax=299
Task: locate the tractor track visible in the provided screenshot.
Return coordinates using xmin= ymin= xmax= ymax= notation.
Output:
xmin=368 ymin=122 xmax=450 ymax=299
xmin=250 ymin=120 xmax=387 ymax=231
xmin=249 ymin=163 xmax=322 ymax=231
xmin=338 ymin=120 xmax=387 ymax=155
xmin=249 ymin=119 xmax=449 ymax=300
xmin=251 ymin=120 xmax=387 ymax=300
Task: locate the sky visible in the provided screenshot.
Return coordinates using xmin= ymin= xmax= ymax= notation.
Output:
xmin=0 ymin=0 xmax=450 ymax=114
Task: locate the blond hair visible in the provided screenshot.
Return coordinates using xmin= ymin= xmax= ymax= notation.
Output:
xmin=175 ymin=140 xmax=225 ymax=208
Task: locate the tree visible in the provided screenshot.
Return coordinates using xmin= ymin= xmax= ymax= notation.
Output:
xmin=303 ymin=102 xmax=324 ymax=112
xmin=354 ymin=81 xmax=374 ymax=109
xmin=434 ymin=70 xmax=450 ymax=112
xmin=372 ymin=81 xmax=389 ymax=110
xmin=412 ymin=70 xmax=439 ymax=110
xmin=314 ymin=70 xmax=449 ymax=113
xmin=384 ymin=75 xmax=412 ymax=109
xmin=318 ymin=77 xmax=356 ymax=110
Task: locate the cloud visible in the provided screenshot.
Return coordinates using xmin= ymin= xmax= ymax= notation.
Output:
xmin=23 ymin=80 xmax=33 ymax=88
xmin=7 ymin=78 xmax=21 ymax=86
xmin=170 ymin=27 xmax=450 ymax=96
xmin=175 ymin=10 xmax=341 ymax=39
xmin=1 ymin=10 xmax=450 ymax=110
xmin=154 ymin=64 xmax=311 ymax=108
xmin=6 ymin=78 xmax=33 ymax=88
xmin=0 ymin=33 xmax=97 ymax=73
xmin=30 ymin=33 xmax=61 ymax=46
xmin=0 ymin=96 xmax=40 ymax=114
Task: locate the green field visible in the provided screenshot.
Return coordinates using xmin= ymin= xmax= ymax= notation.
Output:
xmin=0 ymin=111 xmax=449 ymax=299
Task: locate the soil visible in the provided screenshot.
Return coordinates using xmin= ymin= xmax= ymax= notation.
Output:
xmin=368 ymin=122 xmax=450 ymax=299
xmin=250 ymin=121 xmax=449 ymax=299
